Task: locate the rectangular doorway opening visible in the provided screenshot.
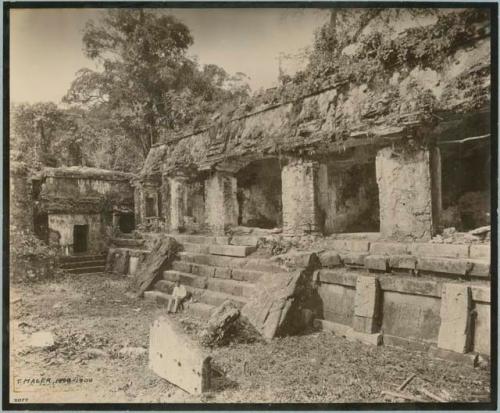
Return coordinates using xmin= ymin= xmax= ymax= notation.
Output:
xmin=73 ymin=225 xmax=89 ymax=254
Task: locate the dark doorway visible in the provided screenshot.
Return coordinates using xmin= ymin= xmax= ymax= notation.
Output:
xmin=145 ymin=197 xmax=156 ymax=217
xmin=236 ymin=158 xmax=283 ymax=229
xmin=119 ymin=213 xmax=135 ymax=233
xmin=73 ymin=225 xmax=89 ymax=253
xmin=34 ymin=212 xmax=49 ymax=243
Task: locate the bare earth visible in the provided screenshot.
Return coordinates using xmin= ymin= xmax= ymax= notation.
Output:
xmin=9 ymin=273 xmax=491 ymax=404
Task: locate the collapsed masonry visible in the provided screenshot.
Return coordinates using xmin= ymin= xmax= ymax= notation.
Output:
xmin=118 ymin=13 xmax=492 ymax=365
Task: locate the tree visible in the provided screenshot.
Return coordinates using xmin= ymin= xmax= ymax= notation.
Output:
xmin=64 ymin=10 xmax=250 ymax=159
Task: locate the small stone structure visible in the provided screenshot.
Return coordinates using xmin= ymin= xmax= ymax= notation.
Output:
xmin=32 ymin=166 xmax=135 ymax=256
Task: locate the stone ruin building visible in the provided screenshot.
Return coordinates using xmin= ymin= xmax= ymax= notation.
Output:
xmin=12 ymin=9 xmax=492 ymax=375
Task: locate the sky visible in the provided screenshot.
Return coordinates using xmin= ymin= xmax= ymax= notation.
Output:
xmin=9 ymin=8 xmax=330 ymax=104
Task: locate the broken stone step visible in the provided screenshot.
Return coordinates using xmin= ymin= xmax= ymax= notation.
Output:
xmin=209 ymin=244 xmax=256 ymax=257
xmin=60 ymin=259 xmax=106 ymax=269
xmin=65 ymin=266 xmax=106 ymax=274
xmin=171 ymin=260 xmax=267 ymax=283
xmin=163 ymin=270 xmax=208 ymax=289
xmin=178 ymin=252 xmax=285 ymax=273
xmin=181 ymin=243 xmax=210 ymax=254
xmin=60 ymin=254 xmax=107 ymax=264
xmin=154 ymin=280 xmax=247 ymax=308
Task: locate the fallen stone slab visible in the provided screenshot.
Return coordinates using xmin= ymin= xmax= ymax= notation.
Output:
xmin=149 ymin=316 xmax=211 ymax=395
xmin=134 ymin=237 xmax=179 ymax=297
xmin=241 ymin=270 xmax=307 ymax=339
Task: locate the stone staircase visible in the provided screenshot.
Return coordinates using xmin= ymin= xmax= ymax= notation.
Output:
xmin=60 ymin=254 xmax=107 ymax=275
xmin=145 ymin=234 xmax=287 ymax=319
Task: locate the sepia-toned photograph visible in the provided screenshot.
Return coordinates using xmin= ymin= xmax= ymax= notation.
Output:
xmin=4 ymin=2 xmax=496 ymax=408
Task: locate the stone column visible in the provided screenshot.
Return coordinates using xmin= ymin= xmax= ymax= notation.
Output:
xmin=376 ymin=145 xmax=440 ymax=240
xmin=205 ymin=170 xmax=238 ymax=234
xmin=168 ymin=174 xmax=189 ymax=233
xmin=281 ymin=158 xmax=322 ymax=235
xmin=133 ymin=185 xmax=142 ymax=226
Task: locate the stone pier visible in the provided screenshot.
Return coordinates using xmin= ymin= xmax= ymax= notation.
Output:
xmin=168 ymin=174 xmax=189 ymax=233
xmin=281 ymin=159 xmax=321 ymax=234
xmin=376 ymin=145 xmax=440 ymax=241
xmin=205 ymin=170 xmax=238 ymax=234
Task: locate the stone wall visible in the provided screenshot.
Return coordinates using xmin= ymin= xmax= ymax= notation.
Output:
xmin=10 ymin=161 xmax=33 ymax=235
xmin=313 ymin=239 xmax=491 ymax=356
xmin=48 ymin=213 xmax=106 ymax=255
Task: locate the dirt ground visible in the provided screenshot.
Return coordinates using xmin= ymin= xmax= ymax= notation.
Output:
xmin=8 ymin=272 xmax=491 ymax=404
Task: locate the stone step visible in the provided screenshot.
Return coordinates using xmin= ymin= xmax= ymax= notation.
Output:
xmin=60 ymin=259 xmax=106 ymax=269
xmin=163 ymin=270 xmax=255 ymax=298
xmin=165 ymin=234 xmax=228 ymax=245
xmin=171 ymin=260 xmax=267 ymax=283
xmin=178 ymin=252 xmax=285 ymax=273
xmin=60 ymin=254 xmax=107 ymax=264
xmin=111 ymin=238 xmax=145 ymax=248
xmin=209 ymin=244 xmax=256 ymax=257
xmin=181 ymin=242 xmax=210 ymax=254
xmin=154 ymin=280 xmax=247 ymax=308
xmin=65 ymin=266 xmax=106 ymax=275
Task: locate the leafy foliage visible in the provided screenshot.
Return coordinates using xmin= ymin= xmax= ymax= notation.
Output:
xmin=64 ymin=10 xmax=250 ymax=158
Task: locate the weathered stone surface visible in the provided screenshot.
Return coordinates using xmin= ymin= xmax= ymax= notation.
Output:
xmin=376 ymin=146 xmax=436 ymax=241
xmin=410 ymin=243 xmax=469 ymax=259
xmin=241 ymin=271 xmax=306 ymax=339
xmin=369 ymin=242 xmax=409 ymax=255
xmin=231 ymin=268 xmax=263 ymax=283
xmin=428 ymin=346 xmax=478 ymax=367
xmin=230 ymin=235 xmax=260 ymax=247
xmin=388 ymin=254 xmax=417 ymax=270
xmin=128 ymin=256 xmax=139 ymax=275
xmin=314 ymin=319 xmax=382 ymax=346
xmin=468 ymin=259 xmax=490 ymax=278
xmin=149 ymin=316 xmax=211 ymax=394
xmin=272 ymin=250 xmax=322 ymax=269
xmin=378 ymin=276 xmax=441 ymax=297
xmin=199 ymin=300 xmax=240 ymax=347
xmin=438 ymin=283 xmax=472 ymax=353
xmin=469 ymin=244 xmax=490 ymax=259
xmin=471 ymin=285 xmax=490 ymax=303
xmin=326 ymin=239 xmax=370 ymax=253
xmin=134 ymin=237 xmax=179 ymax=296
xmin=171 ymin=260 xmax=192 ymax=274
xmin=190 ymin=263 xmax=216 ymax=277
xmin=214 ymin=266 xmax=232 ymax=279
xmin=209 ymin=244 xmax=256 ymax=257
xmin=364 ymin=255 xmax=389 ymax=271
xmin=473 ymin=302 xmax=490 ymax=356
xmin=205 ymin=171 xmax=238 ymax=233
xmin=182 ymin=243 xmax=210 ymax=254
xmin=417 ymin=257 xmax=470 ymax=275
xmin=353 ymin=276 xmax=380 ymax=333
xmin=316 ymin=282 xmax=356 ymax=326
xmin=112 ymin=250 xmax=129 ymax=275
xmin=281 ymin=159 xmax=321 ymax=234
xmin=318 ymin=251 xmax=342 ymax=268
xmin=315 ymin=269 xmax=357 ymax=287
xmin=340 ymin=252 xmax=367 ymax=267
